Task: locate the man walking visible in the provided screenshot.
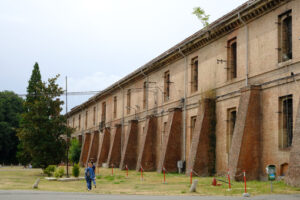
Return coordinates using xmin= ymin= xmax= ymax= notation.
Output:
xmin=85 ymin=162 xmax=95 ymax=191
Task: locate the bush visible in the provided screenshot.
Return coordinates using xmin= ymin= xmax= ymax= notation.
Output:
xmin=69 ymin=139 xmax=81 ymax=164
xmin=54 ymin=167 xmax=65 ymax=178
xmin=43 ymin=165 xmax=56 ymax=177
xmin=72 ymin=163 xmax=80 ymax=177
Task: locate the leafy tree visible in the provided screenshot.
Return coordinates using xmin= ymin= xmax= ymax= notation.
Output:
xmin=69 ymin=138 xmax=81 ymax=164
xmin=18 ymin=62 xmax=71 ymax=168
xmin=192 ymin=7 xmax=210 ymax=27
xmin=0 ymin=91 xmax=24 ymax=164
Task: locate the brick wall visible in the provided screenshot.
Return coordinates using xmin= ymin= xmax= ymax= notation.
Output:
xmin=79 ymin=132 xmax=91 ymax=166
xmin=96 ymin=128 xmax=110 ymax=167
xmin=107 ymin=124 xmax=122 ymax=168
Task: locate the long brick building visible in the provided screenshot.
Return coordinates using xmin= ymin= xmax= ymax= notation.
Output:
xmin=67 ymin=0 xmax=300 ymax=186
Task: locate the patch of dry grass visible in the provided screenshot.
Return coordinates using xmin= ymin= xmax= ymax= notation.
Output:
xmin=0 ymin=166 xmax=299 ymax=196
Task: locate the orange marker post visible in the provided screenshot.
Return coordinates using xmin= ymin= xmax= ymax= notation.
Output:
xmin=141 ymin=166 xmax=144 ymax=181
xmin=190 ymin=170 xmax=193 ymax=185
xmin=227 ymin=170 xmax=231 ymax=190
xmin=111 ymin=164 xmax=114 ymax=176
xmin=126 ymin=165 xmax=128 ymax=178
xmin=243 ymin=170 xmax=247 ymax=194
xmin=163 ymin=167 xmax=166 ymax=184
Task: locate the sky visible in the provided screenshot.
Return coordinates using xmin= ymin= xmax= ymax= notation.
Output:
xmin=0 ymin=0 xmax=247 ymax=112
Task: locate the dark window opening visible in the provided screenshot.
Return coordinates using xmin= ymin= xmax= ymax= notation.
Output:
xmin=164 ymin=71 xmax=170 ymax=101
xmin=278 ymin=10 xmax=292 ymax=62
xmin=93 ymin=107 xmax=96 ymax=126
xmin=143 ymin=82 xmax=147 ymax=109
xmin=191 ymin=57 xmax=198 ymax=93
xmin=102 ymin=102 xmax=106 ymax=122
xmin=227 ymin=38 xmax=237 ymax=80
xmin=85 ymin=110 xmax=88 ymax=129
xmin=127 ymin=89 xmax=131 ymax=114
xmin=279 ymin=95 xmax=293 ymax=149
xmin=113 ymin=96 xmax=117 ymax=119
xmin=190 ymin=116 xmax=197 ymax=142
xmin=79 ymin=114 xmax=81 ymax=130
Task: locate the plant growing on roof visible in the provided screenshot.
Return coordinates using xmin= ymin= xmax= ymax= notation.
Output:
xmin=192 ymin=7 xmax=210 ymax=27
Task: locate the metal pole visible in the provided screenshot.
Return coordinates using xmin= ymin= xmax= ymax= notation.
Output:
xmin=66 ymin=76 xmax=69 ymax=177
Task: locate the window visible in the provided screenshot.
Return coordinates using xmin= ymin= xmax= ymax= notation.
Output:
xmin=78 ymin=114 xmax=81 ymax=130
xmin=226 ymin=108 xmax=236 ymax=153
xmin=279 ymin=95 xmax=293 ymax=149
xmin=227 ymin=38 xmax=237 ymax=80
xmin=73 ymin=117 xmax=75 ymax=128
xmin=85 ymin=110 xmax=88 ymax=129
xmin=93 ymin=107 xmax=96 ymax=126
xmin=102 ymin=102 xmax=106 ymax=122
xmin=127 ymin=89 xmax=131 ymax=114
xmin=113 ymin=96 xmax=117 ymax=119
xmin=164 ymin=71 xmax=170 ymax=101
xmin=278 ymin=10 xmax=292 ymax=62
xmin=190 ymin=116 xmax=197 ymax=142
xmin=191 ymin=57 xmax=198 ymax=93
xmin=143 ymin=82 xmax=147 ymax=109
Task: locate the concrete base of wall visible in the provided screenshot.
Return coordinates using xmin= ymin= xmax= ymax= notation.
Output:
xmin=186 ymin=99 xmax=215 ymax=176
xmin=79 ymin=132 xmax=91 ymax=167
xmin=96 ymin=128 xmax=110 ymax=167
xmin=229 ymin=85 xmax=261 ymax=181
xmin=107 ymin=124 xmax=122 ymax=168
xmin=136 ymin=115 xmax=157 ymax=171
xmin=120 ymin=120 xmax=138 ymax=170
xmin=285 ymin=97 xmax=300 ymax=187
xmin=157 ymin=108 xmax=182 ymax=173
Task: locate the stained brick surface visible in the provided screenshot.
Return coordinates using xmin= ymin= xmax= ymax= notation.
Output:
xmin=285 ymin=97 xmax=300 ymax=187
xmin=229 ymin=85 xmax=261 ymax=181
xmin=186 ymin=99 xmax=214 ymax=176
xmin=120 ymin=120 xmax=138 ymax=170
xmin=96 ymin=128 xmax=111 ymax=167
xmin=136 ymin=116 xmax=157 ymax=171
xmin=78 ymin=135 xmax=82 ymax=146
xmin=157 ymin=108 xmax=182 ymax=173
xmin=107 ymin=124 xmax=122 ymax=168
xmin=87 ymin=131 xmax=100 ymax=163
xmin=79 ymin=132 xmax=91 ymax=166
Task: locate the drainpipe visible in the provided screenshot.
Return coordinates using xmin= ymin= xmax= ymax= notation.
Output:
xmin=238 ymin=12 xmax=249 ymax=86
xmin=178 ymin=47 xmax=187 ymax=162
xmin=140 ymin=69 xmax=148 ymax=117
xmin=118 ymin=83 xmax=124 ymax=150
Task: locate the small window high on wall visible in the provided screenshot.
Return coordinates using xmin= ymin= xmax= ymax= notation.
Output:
xmin=127 ymin=89 xmax=131 ymax=114
xmin=227 ymin=108 xmax=236 ymax=153
xmin=279 ymin=95 xmax=293 ymax=149
xmin=278 ymin=10 xmax=292 ymax=62
xmin=113 ymin=96 xmax=117 ymax=119
xmin=143 ymin=82 xmax=147 ymax=109
xmin=102 ymin=102 xmax=106 ymax=122
xmin=164 ymin=71 xmax=170 ymax=101
xmin=191 ymin=57 xmax=198 ymax=93
xmin=85 ymin=110 xmax=88 ymax=129
xmin=93 ymin=106 xmax=96 ymax=126
xmin=78 ymin=114 xmax=81 ymax=130
xmin=227 ymin=38 xmax=237 ymax=80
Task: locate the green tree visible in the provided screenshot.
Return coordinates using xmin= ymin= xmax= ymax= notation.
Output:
xmin=69 ymin=138 xmax=81 ymax=164
xmin=192 ymin=7 xmax=210 ymax=27
xmin=0 ymin=91 xmax=24 ymax=164
xmin=18 ymin=62 xmax=71 ymax=168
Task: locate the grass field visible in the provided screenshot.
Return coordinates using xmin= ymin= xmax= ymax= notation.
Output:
xmin=0 ymin=166 xmax=300 ymax=196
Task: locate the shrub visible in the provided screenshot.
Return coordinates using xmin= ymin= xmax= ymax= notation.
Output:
xmin=54 ymin=167 xmax=65 ymax=178
xmin=72 ymin=163 xmax=80 ymax=177
xmin=43 ymin=165 xmax=56 ymax=177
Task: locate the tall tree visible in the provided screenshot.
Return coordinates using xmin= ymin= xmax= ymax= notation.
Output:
xmin=0 ymin=91 xmax=24 ymax=164
xmin=18 ymin=63 xmax=71 ymax=168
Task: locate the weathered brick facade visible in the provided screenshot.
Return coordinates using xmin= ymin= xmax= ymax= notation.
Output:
xmin=120 ymin=120 xmax=139 ymax=170
xmin=136 ymin=115 xmax=157 ymax=171
xmin=68 ymin=0 xmax=300 ymax=182
xmin=107 ymin=124 xmax=122 ymax=168
xmin=229 ymin=86 xmax=261 ymax=181
xmin=157 ymin=108 xmax=182 ymax=173
xmin=96 ymin=128 xmax=110 ymax=167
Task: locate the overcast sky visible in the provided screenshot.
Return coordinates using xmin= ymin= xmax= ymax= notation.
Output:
xmin=0 ymin=0 xmax=247 ymax=111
